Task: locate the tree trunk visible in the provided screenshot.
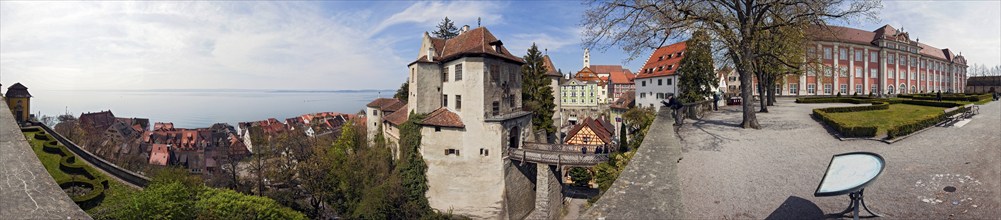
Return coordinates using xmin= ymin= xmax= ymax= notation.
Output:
xmin=767 ymin=75 xmax=777 ymax=106
xmin=757 ymin=71 xmax=769 ymax=113
xmin=738 ymin=48 xmax=760 ymax=129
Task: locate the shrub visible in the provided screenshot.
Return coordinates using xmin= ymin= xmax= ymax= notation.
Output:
xmin=812 ymin=110 xmax=878 ymax=138
xmin=34 ymin=132 xmax=50 ymax=140
xmin=58 ymin=179 xmax=107 ymax=205
xmin=22 ymin=127 xmax=41 ymax=132
xmin=902 ymin=100 xmax=961 ymax=108
xmin=815 ymin=102 xmax=890 ymax=113
xmin=886 ymin=114 xmax=944 ymax=139
xmin=195 ymin=188 xmax=308 ymax=220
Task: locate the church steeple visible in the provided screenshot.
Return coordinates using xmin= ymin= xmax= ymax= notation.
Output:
xmin=583 ymin=48 xmax=590 ymax=68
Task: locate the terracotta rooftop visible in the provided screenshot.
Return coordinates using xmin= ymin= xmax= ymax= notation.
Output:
xmin=79 ymin=110 xmax=117 ymax=132
xmin=589 ymin=65 xmax=627 ymax=75
xmin=609 ymin=69 xmax=635 ymax=84
xmin=566 ymin=117 xmax=613 ymax=144
xmin=4 ymin=82 xmax=31 ymax=98
xmin=542 ymin=55 xmax=562 ymax=77
xmin=638 ymin=41 xmax=687 ymax=79
xmin=610 ymin=91 xmax=635 ymax=110
xmin=419 ymin=27 xmax=525 ymax=65
xmin=384 ymin=105 xmax=410 ymax=126
xmin=148 ymin=144 xmax=170 ymax=166
xmin=366 ymin=98 xmax=401 ymax=109
xmin=419 ymin=107 xmax=465 ymax=128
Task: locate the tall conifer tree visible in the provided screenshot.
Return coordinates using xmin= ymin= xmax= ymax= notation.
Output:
xmin=521 ymin=43 xmax=556 ymax=135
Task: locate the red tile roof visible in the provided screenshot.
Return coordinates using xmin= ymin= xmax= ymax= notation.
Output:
xmin=637 ymin=41 xmax=687 ymax=79
xmin=80 ymin=110 xmax=117 ymax=132
xmin=419 ymin=107 xmax=465 ymax=128
xmin=366 ymin=98 xmax=399 ymax=108
xmin=384 ymin=105 xmax=410 ymax=126
xmin=608 ymin=69 xmax=635 ymax=84
xmin=589 ymin=65 xmax=626 ymax=75
xmin=149 ymin=143 xmax=169 ymax=166
xmin=610 ymin=91 xmax=635 ymax=110
xmin=566 ymin=117 xmax=613 ymax=144
xmin=542 ymin=55 xmax=562 ymax=77
xmin=422 ymin=27 xmax=525 ymax=64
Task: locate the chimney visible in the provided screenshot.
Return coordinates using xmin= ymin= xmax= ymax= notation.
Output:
xmin=461 ymin=25 xmax=470 ymax=34
xmin=427 ymin=47 xmax=435 ymax=62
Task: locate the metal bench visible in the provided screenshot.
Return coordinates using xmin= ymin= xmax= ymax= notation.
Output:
xmin=942 ymin=106 xmax=965 ymax=126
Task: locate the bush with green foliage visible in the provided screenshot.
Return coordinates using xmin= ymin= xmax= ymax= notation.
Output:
xmin=197 ymin=188 xmax=308 ymax=220
xmin=568 ymin=167 xmax=593 ymax=187
xmin=814 ymin=102 xmax=890 ymax=113
xmin=812 ymin=110 xmax=879 ymax=138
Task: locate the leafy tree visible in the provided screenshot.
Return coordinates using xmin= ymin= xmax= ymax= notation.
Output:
xmin=676 ymin=30 xmax=717 ymax=103
xmin=196 ymin=188 xmax=307 ymax=220
xmin=395 ymin=81 xmax=409 ymax=103
xmin=621 ymin=107 xmax=655 ymax=150
xmin=102 ymin=181 xmax=197 ymax=220
xmin=568 ymin=167 xmax=593 ymax=187
xmin=521 ymin=43 xmax=557 ymax=135
xmin=395 ymin=113 xmax=431 ymax=218
xmin=582 ymin=0 xmax=880 ymax=129
xmin=432 ymin=17 xmax=459 ymax=39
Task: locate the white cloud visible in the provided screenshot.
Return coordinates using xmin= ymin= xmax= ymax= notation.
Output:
xmin=0 ymin=1 xmax=415 ymax=90
xmin=879 ymin=1 xmax=1001 ymax=67
xmin=369 ymin=1 xmax=503 ymax=37
xmin=506 ymin=26 xmax=585 ymax=56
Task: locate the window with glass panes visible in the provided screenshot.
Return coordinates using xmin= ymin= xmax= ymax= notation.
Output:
xmin=790 ymin=83 xmax=798 ymax=94
xmin=870 ymin=68 xmax=877 ymax=78
xmin=855 ymin=85 xmax=863 ymax=93
xmin=871 ymin=85 xmax=878 ymax=93
xmin=854 ymin=49 xmax=863 ymax=61
xmin=888 ymin=70 xmax=895 ymax=79
xmin=824 ymin=84 xmax=832 ymax=94
xmin=855 ymin=67 xmax=863 ymax=77
xmin=824 ymin=48 xmax=832 ymax=59
xmin=870 ymin=52 xmax=878 ymax=62
xmin=840 ymin=84 xmax=847 ymax=94
xmin=839 ymin=48 xmax=847 ymax=60
xmin=808 ymin=84 xmax=816 ymax=94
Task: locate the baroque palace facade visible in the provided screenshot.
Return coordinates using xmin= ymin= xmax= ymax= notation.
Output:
xmin=779 ymin=25 xmax=968 ymax=96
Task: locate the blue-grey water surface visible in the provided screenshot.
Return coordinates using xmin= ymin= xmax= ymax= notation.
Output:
xmin=29 ymin=89 xmax=391 ymax=128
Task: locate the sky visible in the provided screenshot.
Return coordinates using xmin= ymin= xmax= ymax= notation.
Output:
xmin=1 ymin=1 xmax=999 ymax=91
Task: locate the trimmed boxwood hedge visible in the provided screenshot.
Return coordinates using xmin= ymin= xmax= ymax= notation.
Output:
xmin=885 ymin=105 xmax=970 ymax=139
xmin=58 ymin=178 xmax=107 ymax=205
xmin=813 ymin=109 xmax=879 ymax=138
xmin=901 ymin=100 xmax=962 ymax=108
xmin=815 ymin=102 xmax=890 ymax=113
xmin=29 ymin=130 xmax=111 ymax=207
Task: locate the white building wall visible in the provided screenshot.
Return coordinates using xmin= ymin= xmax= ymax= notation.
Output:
xmin=634 ymin=75 xmax=678 ymax=112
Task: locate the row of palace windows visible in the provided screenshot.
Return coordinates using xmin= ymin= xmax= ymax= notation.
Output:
xmin=809 ymin=47 xmax=957 ymax=72
xmin=808 ymin=66 xmax=952 ymax=82
xmin=799 ymin=83 xmax=931 ymax=94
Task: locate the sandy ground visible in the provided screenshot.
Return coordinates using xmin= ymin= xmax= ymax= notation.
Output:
xmin=676 ymin=98 xmax=1001 ymax=219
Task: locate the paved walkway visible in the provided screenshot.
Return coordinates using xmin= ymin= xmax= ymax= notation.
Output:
xmin=677 ymin=98 xmax=1000 ymax=219
xmin=0 ymin=101 xmax=91 ymax=219
xmin=582 ymin=108 xmax=684 ymax=219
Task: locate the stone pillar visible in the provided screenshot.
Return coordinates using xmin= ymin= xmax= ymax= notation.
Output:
xmin=848 ymin=46 xmax=855 ymax=95
xmin=864 ymin=48 xmax=870 ymax=94
xmin=833 ymin=44 xmax=839 ymax=95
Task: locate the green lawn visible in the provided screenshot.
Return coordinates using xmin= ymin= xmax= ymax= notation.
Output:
xmin=822 ymin=104 xmax=946 ymax=136
xmin=23 ymin=130 xmax=138 ymax=215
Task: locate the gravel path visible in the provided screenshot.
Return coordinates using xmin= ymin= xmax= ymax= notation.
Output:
xmin=676 ymin=98 xmax=1000 ymax=219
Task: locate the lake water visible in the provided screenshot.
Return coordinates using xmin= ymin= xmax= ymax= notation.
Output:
xmin=28 ymin=89 xmax=392 ymax=128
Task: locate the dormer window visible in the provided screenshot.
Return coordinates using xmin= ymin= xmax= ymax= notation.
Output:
xmin=667 ymin=54 xmax=673 ymax=59
xmin=677 ymin=52 xmax=683 ymax=57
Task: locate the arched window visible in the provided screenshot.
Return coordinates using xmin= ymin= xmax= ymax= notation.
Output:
xmin=900 ymin=84 xmax=906 ymax=94
xmin=888 ymin=86 xmax=895 ymax=94
xmin=508 ymin=126 xmax=520 ymax=149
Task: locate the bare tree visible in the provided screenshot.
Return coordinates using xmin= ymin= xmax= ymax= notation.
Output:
xmin=582 ymin=0 xmax=880 ymax=128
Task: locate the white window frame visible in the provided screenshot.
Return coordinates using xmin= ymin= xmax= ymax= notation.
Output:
xmin=824 ymin=84 xmax=833 ymax=94
xmin=839 ymin=84 xmax=848 ymax=94
xmin=807 ymin=84 xmax=816 ymax=94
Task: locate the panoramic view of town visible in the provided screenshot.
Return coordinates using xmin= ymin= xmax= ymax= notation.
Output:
xmin=2 ymin=1 xmax=1000 ymax=219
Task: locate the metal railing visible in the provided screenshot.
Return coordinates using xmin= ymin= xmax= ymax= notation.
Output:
xmin=522 ymin=142 xmax=612 ymax=153
xmin=504 ymin=147 xmax=609 ymax=166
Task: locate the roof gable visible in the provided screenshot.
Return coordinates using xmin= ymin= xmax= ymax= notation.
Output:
xmin=419 ymin=107 xmax=465 ymax=128
xmin=638 ymin=41 xmax=687 ymax=79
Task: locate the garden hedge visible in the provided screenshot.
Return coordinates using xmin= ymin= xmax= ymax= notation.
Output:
xmin=886 ymin=114 xmax=943 ymax=139
xmin=813 ymin=110 xmax=878 ymax=138
xmin=30 ymin=131 xmax=110 ymax=206
xmin=815 ymin=102 xmax=890 ymax=113
xmin=901 ymin=100 xmax=962 ymax=108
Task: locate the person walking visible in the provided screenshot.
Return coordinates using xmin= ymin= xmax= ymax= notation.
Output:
xmin=712 ymin=92 xmax=720 ymax=111
xmin=937 ymin=91 xmax=943 ymax=101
